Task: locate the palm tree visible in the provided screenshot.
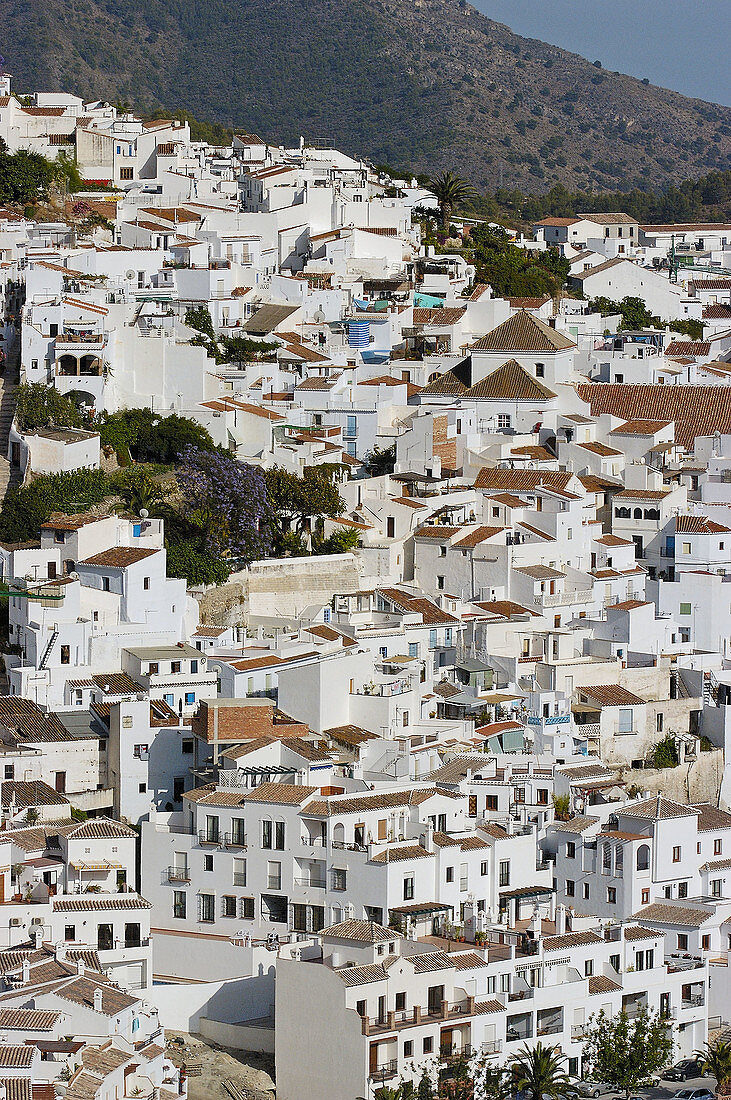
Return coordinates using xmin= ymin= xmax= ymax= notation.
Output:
xmin=427 ymin=171 xmax=477 ymax=232
xmin=509 ymin=1042 xmax=579 ymax=1100
xmin=696 ymin=1040 xmax=731 ymax=1096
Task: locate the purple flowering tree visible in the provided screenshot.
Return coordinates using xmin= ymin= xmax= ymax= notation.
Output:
xmin=175 ymin=446 xmax=270 ymax=565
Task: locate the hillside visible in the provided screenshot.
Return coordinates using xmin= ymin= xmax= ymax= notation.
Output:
xmin=3 ymin=0 xmax=731 ymax=191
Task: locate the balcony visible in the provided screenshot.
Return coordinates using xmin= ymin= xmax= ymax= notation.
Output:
xmin=331 ymin=840 xmax=368 ymax=853
xmin=681 ymin=995 xmax=705 ymax=1009
xmin=198 ymin=831 xmax=221 ymax=846
xmin=165 ymin=867 xmax=190 ymax=884
xmin=55 ymin=331 xmax=107 ymax=351
xmin=571 ymin=1024 xmax=588 ymax=1040
xmin=441 ymin=1044 xmax=473 ymax=1062
xmin=536 ymin=589 xmax=593 ymax=608
xmin=294 ymin=877 xmax=326 ymax=889
xmin=224 ymin=833 xmax=247 ymax=849
xmin=481 ymin=1040 xmax=501 ymax=1056
xmin=370 ymin=1060 xmax=398 ymax=1081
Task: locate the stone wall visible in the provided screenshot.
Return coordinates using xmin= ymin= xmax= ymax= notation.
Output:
xmin=617 ymin=748 xmax=725 ymax=806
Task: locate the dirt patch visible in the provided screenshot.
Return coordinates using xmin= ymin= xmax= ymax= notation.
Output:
xmin=165 ymin=1031 xmax=275 ymax=1100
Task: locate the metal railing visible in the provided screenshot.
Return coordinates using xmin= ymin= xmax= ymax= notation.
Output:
xmin=294 ymin=877 xmax=326 ymax=889
xmin=198 ymin=831 xmax=221 ymax=846
xmin=166 ymin=867 xmax=190 ymax=883
xmin=441 ymin=1044 xmax=473 ymax=1061
xmin=481 ymin=1040 xmax=501 ymax=1055
xmin=370 ymin=1060 xmax=398 ymax=1080
xmin=331 ymin=840 xmax=368 ymax=852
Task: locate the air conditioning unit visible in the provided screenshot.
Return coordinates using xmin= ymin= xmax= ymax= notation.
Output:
xmin=31 ymin=918 xmax=43 ymax=926
xmin=9 ymin=918 xmax=21 ymax=927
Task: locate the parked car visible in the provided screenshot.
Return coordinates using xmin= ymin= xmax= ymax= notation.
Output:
xmin=578 ymin=1084 xmax=616 ymax=1098
xmin=665 ymin=1061 xmax=706 ymax=1082
xmin=671 ymin=1090 xmax=714 ymax=1100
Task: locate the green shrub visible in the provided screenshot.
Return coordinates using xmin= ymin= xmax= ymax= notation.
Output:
xmin=15 ymin=384 xmax=84 ymax=432
xmin=653 ymin=735 xmax=679 ymax=769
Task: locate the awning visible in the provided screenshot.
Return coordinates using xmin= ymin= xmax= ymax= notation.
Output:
xmin=71 ymin=861 xmax=122 ymax=871
xmin=389 ymin=901 xmax=453 ymax=917
xmin=499 ymin=885 xmax=553 ymax=899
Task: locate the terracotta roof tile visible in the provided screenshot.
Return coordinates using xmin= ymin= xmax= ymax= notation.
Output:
xmin=578 ymin=383 xmax=731 ymax=449
xmin=463 ymin=359 xmax=556 ymax=401
xmin=471 ymin=310 xmax=575 ymax=353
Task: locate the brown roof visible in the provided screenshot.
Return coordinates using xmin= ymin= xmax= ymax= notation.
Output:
xmin=79 ymin=547 xmax=158 ymax=568
xmin=371 ymin=845 xmax=432 ymax=863
xmin=507 ymin=296 xmax=551 ymax=308
xmin=241 ymin=781 xmax=319 ymax=805
xmin=324 ymin=724 xmax=377 ymax=747
xmin=594 ymin=534 xmax=633 ymax=546
xmin=53 ymin=895 xmax=151 ymax=912
xmin=302 ymin=787 xmax=442 ymax=817
xmin=579 ymin=684 xmax=645 ymax=707
xmin=694 ymin=803 xmax=731 ymax=832
xmin=665 ymin=341 xmax=711 ymax=358
xmin=0 ymin=1047 xmax=35 ymax=1068
xmin=412 ymin=307 xmax=466 ymax=325
xmin=474 ymin=469 xmax=573 ymax=492
xmin=623 ymin=795 xmax=698 ymax=821
xmin=576 ymin=441 xmax=622 ymax=457
xmin=543 ymin=930 xmax=603 ymax=951
xmin=0 ymin=1010 xmax=60 ymax=1031
xmin=623 ymin=925 xmax=661 ymax=941
xmin=334 ymin=963 xmax=388 ymax=987
xmin=577 ymin=383 xmax=731 ymax=449
xmin=676 ymin=515 xmax=731 ymax=534
xmin=474 ymin=599 xmax=536 ymax=619
xmin=463 ymin=360 xmax=556 ymax=402
xmin=552 ymin=816 xmax=601 ymax=834
xmin=419 ymin=370 xmax=468 ymax=396
xmin=631 ymin=903 xmax=710 ymax=927
xmin=2 ymin=781 xmax=68 ymax=809
xmin=323 ymin=919 xmax=396 ymax=942
xmin=453 ymin=526 xmax=504 ymax=548
xmin=54 ymin=976 xmax=138 ymax=1016
xmin=471 ymin=310 xmax=575 ymax=353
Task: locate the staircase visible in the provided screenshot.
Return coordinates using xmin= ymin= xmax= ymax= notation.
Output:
xmin=38 ymin=630 xmax=59 ymax=670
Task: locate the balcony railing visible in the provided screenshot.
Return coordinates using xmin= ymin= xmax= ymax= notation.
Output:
xmin=166 ymin=867 xmax=190 ymax=883
xmin=225 ymin=833 xmax=247 ymax=849
xmin=682 ymin=996 xmax=705 ymax=1009
xmin=294 ymin=877 xmax=326 ymax=889
xmin=481 ymin=1040 xmax=501 ymax=1056
xmin=370 ymin=1060 xmax=398 ymax=1081
xmin=536 ymin=589 xmax=593 ymax=608
xmin=198 ymin=831 xmax=221 ymax=846
xmin=441 ymin=1044 xmax=473 ymax=1062
xmin=537 ymin=1020 xmax=563 ymax=1036
xmin=331 ymin=840 xmax=368 ymax=852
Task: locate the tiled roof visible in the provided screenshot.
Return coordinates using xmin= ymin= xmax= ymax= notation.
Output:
xmin=419 ymin=370 xmax=468 ymax=396
xmin=0 ymin=1047 xmax=35 ymax=1068
xmin=463 ymin=360 xmax=556 ymax=401
xmin=79 ymin=547 xmax=158 ymax=568
xmin=623 ymin=925 xmax=661 ymax=941
xmin=371 ymin=845 xmax=432 ymax=863
xmin=474 ymin=469 xmax=573 ymax=492
xmin=0 ymin=1080 xmax=30 ymax=1100
xmin=302 ymin=787 xmax=442 ymax=817
xmin=91 ymin=673 xmax=145 ymax=695
xmin=594 ymin=534 xmax=633 ymax=546
xmin=665 ymin=341 xmax=711 ymax=358
xmin=579 ymin=475 xmax=622 ymax=493
xmin=474 ymin=599 xmax=536 ymax=619
xmin=577 ymin=383 xmax=731 ymax=449
xmin=451 ymin=951 xmax=488 ymax=969
xmin=66 ymin=819 xmax=137 ymax=840
xmin=544 ymin=930 xmax=603 ymax=951
xmin=0 ymin=698 xmax=79 ymax=743
xmin=413 ymin=307 xmax=466 ymax=325
xmin=324 ymin=724 xmax=377 ymax=747
xmin=608 ymin=418 xmax=672 ymax=435
xmin=53 ymin=895 xmax=151 ymax=911
xmin=0 ymin=1010 xmax=60 ymax=1031
xmin=334 ymin=963 xmax=388 ymax=987
xmin=81 ymin=1046 xmax=131 ymax=1075
xmin=453 ymin=526 xmax=504 ymax=548
xmin=576 ymin=441 xmax=622 ymax=457
xmin=676 ymin=515 xmax=731 ymax=534
xmin=409 ymin=950 xmax=453 ymax=973
xmin=323 ymin=919 xmax=396 ymax=942
xmin=623 ymin=795 xmax=698 ymax=821
xmin=694 ymin=803 xmax=731 ymax=832
xmin=507 ymin=295 xmax=551 ymax=308
xmin=239 ymin=781 xmax=319 ymax=805
xmin=54 ymin=976 xmax=138 ymax=1016
xmin=580 ymin=685 xmax=646 ymax=707
xmin=588 ymin=975 xmax=622 ymax=994
xmin=2 ymin=781 xmax=68 ymax=808
xmin=471 ymin=310 xmax=575 ymax=353
xmin=631 ymin=903 xmax=710 ymax=927
xmin=552 ymin=816 xmax=601 ymax=834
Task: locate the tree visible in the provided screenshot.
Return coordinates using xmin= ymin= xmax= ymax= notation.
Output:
xmin=98 ymin=408 xmax=217 ymax=464
xmin=0 ymin=147 xmax=55 ymax=205
xmin=15 ymin=383 xmax=84 ymax=432
xmin=365 ymin=443 xmax=396 ymax=476
xmin=113 ymin=467 xmax=168 ymax=516
xmin=582 ymin=1008 xmax=673 ymax=1099
xmin=264 ymin=465 xmax=344 ymax=552
xmin=508 ymin=1042 xmax=578 ymax=1100
xmin=175 ymin=446 xmax=270 ymax=565
xmin=552 ymin=792 xmax=571 ymax=820
xmin=696 ymin=1039 xmax=731 ymax=1096
xmin=427 ymin=171 xmax=477 ymax=231
xmin=480 ymin=1063 xmax=512 ymax=1100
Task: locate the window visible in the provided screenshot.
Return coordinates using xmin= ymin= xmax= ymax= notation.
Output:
xmin=262 ymin=820 xmax=273 ymax=849
xmin=499 ymin=860 xmax=510 ymax=887
xmin=677 ymin=933 xmax=688 ymax=951
xmin=143 ymin=577 xmax=150 ymax=591
xmin=711 ymin=879 xmax=722 ymax=897
xmin=395 ymin=991 xmax=406 ymax=1012
xmin=642 ymin=888 xmax=650 ymax=904
xmin=679 ymin=602 xmax=692 ymax=616
xmin=403 ymin=1041 xmax=413 ymax=1058
xmin=618 ymin=708 xmax=633 ymax=734
xmin=182 ymin=738 xmax=194 ymax=754
xmin=437 ymin=575 xmax=445 ymax=590
xmin=715 ymin=839 xmax=723 ymax=855
xmin=173 ymin=777 xmax=185 ymax=802
xmin=204 ymin=855 xmax=213 ymax=872
xmin=102 ymin=576 xmax=110 ymax=592
xmin=275 ymin=821 xmax=285 ymax=850
xmin=240 ymin=897 xmax=255 ymax=920
xmin=232 ymin=818 xmax=246 ymax=846
xmin=267 ymin=861 xmax=282 ymax=890
xmin=682 ymin=544 xmax=691 ymax=556
xmin=678 ymin=881 xmax=688 ymax=899
xmin=439 ymin=544 xmax=447 ymax=557
xmin=583 ymin=883 xmax=590 ymax=899
xmin=138 ymin=782 xmax=146 ymax=793
xmin=602 ymin=843 xmax=611 ymax=874
xmin=171 ymin=660 xmax=181 ymax=673
xmin=191 ymin=659 xmax=199 ymax=673
xmin=497 ymin=414 xmax=511 ymax=430
xmin=3 ymin=765 xmax=13 ymax=781
xmin=607 ymin=887 xmax=616 ymax=904
xmin=65 ymin=925 xmax=75 ymax=942
xmin=537 ymin=788 xmax=548 ymax=805
xmin=423 ymin=1037 xmax=433 ymax=1054
xmin=702 ymin=935 xmax=711 ymax=951
xmin=514 ymin=787 xmax=525 ymax=804
xmin=346 ymin=415 xmax=357 ymax=438
xmin=120 ymin=167 xmax=134 ymax=180
xmin=185 ymin=692 xmax=195 ymax=705
xmin=331 ymin=868 xmax=347 ymax=891
xmin=535 ymin=363 xmax=545 ymax=378
xmin=403 ymin=875 xmax=414 ymax=901
xmin=408 ymin=642 xmax=419 ymax=658
xmin=356 ymin=1000 xmax=366 ymax=1018
xmin=584 ymin=959 xmax=593 ymax=977
xmin=125 ymin=923 xmax=141 ymax=948
xmin=148 ymin=663 xmax=159 ymax=675
xmin=569 ymin=1058 xmax=579 ymax=1078
xmin=566 ymin=840 xmax=576 ymax=859
xmin=481 ymin=861 xmax=488 ymax=876
xmin=60 ymin=645 xmax=70 ymax=665
xmin=221 ymin=895 xmax=237 ymax=918
xmin=446 ymin=867 xmax=454 ymax=883
xmin=566 ymin=879 xmax=575 ymax=897
xmin=637 ymin=845 xmax=650 ymax=871
xmin=672 ymin=846 xmax=681 ymax=863
xmin=173 ymin=891 xmax=186 ymax=919
xmin=486 ymin=795 xmax=498 ymax=812
xmin=233 ymin=858 xmax=246 ymax=887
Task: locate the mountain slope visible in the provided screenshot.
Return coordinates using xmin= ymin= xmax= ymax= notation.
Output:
xmin=3 ymin=0 xmax=731 ymax=191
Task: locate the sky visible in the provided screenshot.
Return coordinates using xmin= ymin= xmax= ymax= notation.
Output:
xmin=473 ymin=0 xmax=731 ymax=108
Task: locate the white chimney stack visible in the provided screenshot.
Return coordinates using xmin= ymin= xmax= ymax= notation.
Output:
xmin=93 ymin=988 xmax=103 ymax=1012
xmin=76 ymin=959 xmax=85 ymax=978
xmin=21 ymin=959 xmax=30 ymax=984
xmin=555 ymin=904 xmax=567 ymax=936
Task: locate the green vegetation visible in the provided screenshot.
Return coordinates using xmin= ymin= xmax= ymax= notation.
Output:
xmin=97 ymin=408 xmax=218 ymax=464
xmin=365 ymin=444 xmax=396 ymax=476
xmin=466 ymin=224 xmax=568 ymax=298
xmin=696 ymin=1039 xmax=731 ymax=1095
xmin=264 ymin=466 xmax=345 ymax=556
xmin=14 ymin=384 xmax=84 ymax=433
xmin=184 ymin=307 xmax=278 ymax=364
xmin=653 ymin=734 xmax=680 ymax=769
xmin=583 ymin=1007 xmax=673 ymax=1098
xmin=428 ymin=171 xmax=477 ymax=231
xmin=590 ymin=296 xmax=704 ymax=339
xmin=0 ymin=139 xmax=84 ymax=206
xmin=508 ymin=1043 xmax=578 ymax=1100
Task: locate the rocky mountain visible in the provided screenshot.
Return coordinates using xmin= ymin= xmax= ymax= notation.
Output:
xmin=2 ymin=0 xmax=730 ymax=191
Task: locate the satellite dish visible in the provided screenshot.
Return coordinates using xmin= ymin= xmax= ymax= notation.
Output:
xmin=140 ymin=508 xmax=149 ymax=519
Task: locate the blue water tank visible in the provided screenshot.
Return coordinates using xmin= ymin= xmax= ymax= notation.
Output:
xmin=348 ymin=320 xmax=369 ymax=349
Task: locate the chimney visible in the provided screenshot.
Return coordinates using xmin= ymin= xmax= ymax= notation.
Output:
xmin=56 ymin=943 xmax=67 ymax=962
xmin=76 ymin=959 xmax=85 ymax=978
xmin=21 ymin=959 xmax=30 ymax=984
xmin=555 ymin=904 xmax=567 ymax=936
xmin=93 ymin=988 xmax=103 ymax=1012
